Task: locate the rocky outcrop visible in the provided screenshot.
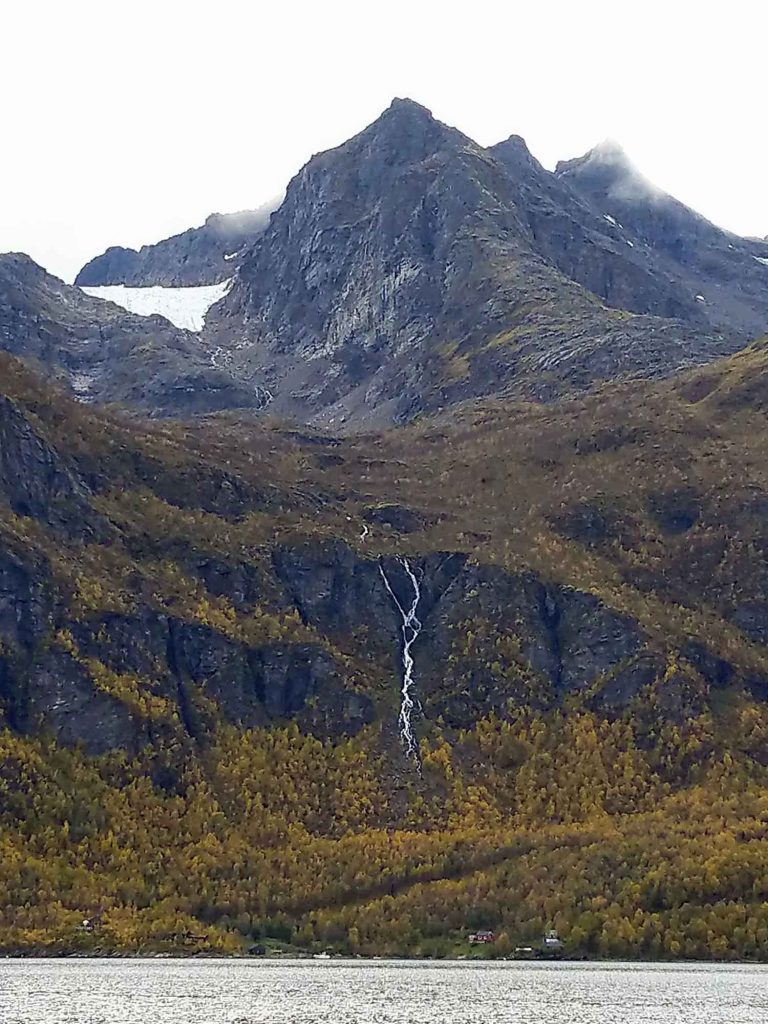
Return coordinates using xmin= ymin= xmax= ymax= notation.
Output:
xmin=166 ymin=622 xmax=373 ymax=737
xmin=25 ymin=647 xmax=146 ymax=755
xmin=411 ymin=562 xmax=645 ymax=725
xmin=0 ymin=394 xmax=107 ymax=539
xmin=75 ymin=206 xmax=277 ymax=287
xmin=0 ymin=548 xmax=53 ymax=651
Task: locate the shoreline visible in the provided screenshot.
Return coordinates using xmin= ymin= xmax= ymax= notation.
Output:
xmin=2 ymin=952 xmax=768 ymax=967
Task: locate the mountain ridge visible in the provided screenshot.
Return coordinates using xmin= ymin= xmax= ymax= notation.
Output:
xmin=74 ymin=204 xmax=278 ymax=288
xmin=555 ymin=140 xmax=768 ymax=336
xmin=44 ymin=97 xmax=768 ymax=430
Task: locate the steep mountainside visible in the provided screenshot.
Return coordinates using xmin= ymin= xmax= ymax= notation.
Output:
xmin=556 ymin=141 xmax=768 ymax=336
xmin=489 ymin=136 xmax=716 ymax=327
xmin=5 ymin=101 xmax=766 ymax=428
xmin=75 ymin=205 xmax=277 ymax=288
xmin=3 ymin=342 xmax=768 ymax=956
xmin=205 ymin=100 xmax=743 ymax=429
xmin=0 ymin=253 xmax=268 ymax=416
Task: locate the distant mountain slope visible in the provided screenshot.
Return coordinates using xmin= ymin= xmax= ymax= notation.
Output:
xmin=75 ymin=205 xmax=277 ymax=288
xmin=0 ymin=253 xmax=267 ymax=416
xmin=206 ymin=100 xmax=741 ymax=429
xmin=3 ymin=343 xmax=768 ymax=955
xmin=555 ymin=141 xmax=768 ymax=337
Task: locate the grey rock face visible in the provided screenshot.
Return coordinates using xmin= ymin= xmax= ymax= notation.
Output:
xmin=410 ymin=562 xmax=644 ymax=725
xmin=0 ymin=549 xmax=53 ymax=650
xmin=165 ymin=619 xmax=372 ymax=738
xmin=205 ymin=100 xmax=744 ymax=430
xmin=489 ymin=136 xmax=704 ymax=324
xmin=268 ymin=540 xmax=683 ymax=732
xmin=26 ymin=648 xmax=147 ymax=755
xmin=555 ymin=141 xmax=768 ymax=338
xmin=271 ymin=541 xmax=466 ymax=658
xmin=75 ymin=206 xmax=277 ymax=287
xmin=7 ymin=100 xmax=768 ymax=428
xmin=75 ymin=246 xmax=142 ymax=287
xmin=0 ymin=478 xmax=668 ymax=756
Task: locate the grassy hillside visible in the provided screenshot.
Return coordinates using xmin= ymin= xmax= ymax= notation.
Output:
xmin=2 ymin=345 xmax=768 ymax=958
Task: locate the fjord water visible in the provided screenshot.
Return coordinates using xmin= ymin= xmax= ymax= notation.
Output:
xmin=1 ymin=959 xmax=767 ymax=1023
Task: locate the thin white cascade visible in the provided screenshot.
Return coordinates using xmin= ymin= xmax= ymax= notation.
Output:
xmin=379 ymin=557 xmax=423 ymax=760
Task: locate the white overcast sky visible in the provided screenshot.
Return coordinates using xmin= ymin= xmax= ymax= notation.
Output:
xmin=2 ymin=0 xmax=766 ymax=281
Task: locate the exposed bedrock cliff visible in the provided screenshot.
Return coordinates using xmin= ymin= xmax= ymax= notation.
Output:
xmin=0 ymin=528 xmax=730 ymax=757
xmin=0 ymin=395 xmax=109 ymax=540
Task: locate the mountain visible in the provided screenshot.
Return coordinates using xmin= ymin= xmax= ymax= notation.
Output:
xmin=555 ymin=141 xmax=768 ymax=336
xmin=205 ymin=100 xmax=745 ymax=429
xmin=2 ymin=339 xmax=768 ymax=956
xmin=5 ymin=95 xmax=768 ymax=961
xmin=0 ymin=253 xmax=268 ymax=416
xmin=75 ymin=205 xmax=277 ymax=288
xmin=40 ymin=100 xmax=765 ymax=430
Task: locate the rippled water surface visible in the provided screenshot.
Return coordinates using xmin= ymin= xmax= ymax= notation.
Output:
xmin=1 ymin=958 xmax=767 ymax=1023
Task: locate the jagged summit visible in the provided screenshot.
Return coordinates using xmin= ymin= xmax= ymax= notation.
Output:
xmin=583 ymin=137 xmax=632 ymax=165
xmin=552 ymin=139 xmax=768 ymax=337
xmin=556 ymin=137 xmax=633 ymax=170
xmin=74 ymin=202 xmax=277 ymax=288
xmin=555 ymin=139 xmax=658 ymax=201
xmin=317 ymin=96 xmax=472 ymax=174
xmin=385 ymin=96 xmax=435 ymax=117
xmin=489 ymin=134 xmax=542 ymax=175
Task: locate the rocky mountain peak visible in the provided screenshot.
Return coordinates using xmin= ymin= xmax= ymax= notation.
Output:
xmin=384 ymin=95 xmax=435 ymax=119
xmin=488 ymin=134 xmax=542 ymax=177
xmin=10 ymin=98 xmax=766 ymax=431
xmin=334 ymin=96 xmax=470 ymax=171
xmin=202 ymin=100 xmax=751 ymax=430
xmin=1 ymin=251 xmax=51 ymax=280
xmin=557 ymin=137 xmax=632 ymax=171
xmin=374 ymin=96 xmax=442 ymax=133
xmin=555 ymin=139 xmax=657 ymax=202
xmin=585 ymin=137 xmax=632 ymax=165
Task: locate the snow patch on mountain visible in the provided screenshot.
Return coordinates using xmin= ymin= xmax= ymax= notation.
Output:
xmin=81 ymin=280 xmax=232 ymax=332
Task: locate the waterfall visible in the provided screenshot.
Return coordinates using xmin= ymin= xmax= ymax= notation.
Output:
xmin=379 ymin=558 xmax=423 ymax=760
